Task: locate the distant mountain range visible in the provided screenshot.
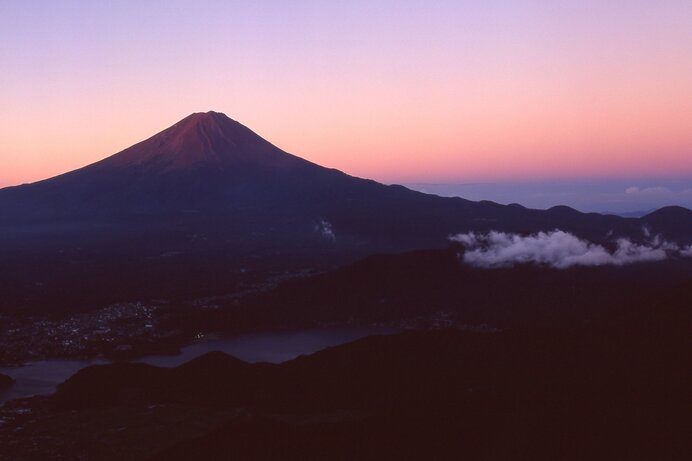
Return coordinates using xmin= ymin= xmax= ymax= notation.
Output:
xmin=1 ymin=111 xmax=691 ymax=312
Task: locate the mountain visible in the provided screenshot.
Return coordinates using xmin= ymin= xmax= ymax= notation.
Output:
xmin=1 ymin=111 xmax=690 ymax=312
xmin=0 ymin=111 xmax=643 ymax=237
xmin=0 ymin=112 xmax=343 ymax=218
xmin=641 ymin=205 xmax=692 ymax=243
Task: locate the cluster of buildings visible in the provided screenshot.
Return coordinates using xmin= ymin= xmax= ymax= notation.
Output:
xmin=0 ymin=303 xmax=175 ymax=366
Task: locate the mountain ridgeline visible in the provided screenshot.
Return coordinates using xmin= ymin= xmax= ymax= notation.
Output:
xmin=0 ymin=111 xmax=691 ymax=312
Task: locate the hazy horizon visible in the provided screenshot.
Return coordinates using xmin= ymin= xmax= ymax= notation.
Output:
xmin=405 ymin=178 xmax=692 ymax=214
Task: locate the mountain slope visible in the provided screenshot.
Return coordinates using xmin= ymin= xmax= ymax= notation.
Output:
xmin=0 ymin=112 xmax=640 ymax=238
xmin=0 ymin=111 xmax=340 ymax=218
xmin=0 ymin=112 xmax=690 ymax=312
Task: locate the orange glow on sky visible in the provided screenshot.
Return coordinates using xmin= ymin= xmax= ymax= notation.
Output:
xmin=1 ymin=1 xmax=691 ymax=187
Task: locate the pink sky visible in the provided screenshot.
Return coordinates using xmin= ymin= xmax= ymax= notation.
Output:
xmin=1 ymin=1 xmax=691 ymax=187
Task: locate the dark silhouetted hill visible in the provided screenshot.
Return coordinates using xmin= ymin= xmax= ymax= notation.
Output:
xmin=641 ymin=205 xmax=692 ymax=243
xmin=13 ymin=282 xmax=683 ymax=460
xmin=213 ymin=247 xmax=692 ymax=331
xmin=0 ymin=373 xmax=13 ymax=390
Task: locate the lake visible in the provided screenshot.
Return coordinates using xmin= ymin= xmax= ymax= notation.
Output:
xmin=0 ymin=326 xmax=397 ymax=405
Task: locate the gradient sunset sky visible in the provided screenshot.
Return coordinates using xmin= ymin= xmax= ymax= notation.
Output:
xmin=1 ymin=1 xmax=691 ymax=201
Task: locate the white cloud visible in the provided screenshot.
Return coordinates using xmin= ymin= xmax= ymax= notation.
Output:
xmin=625 ymin=186 xmax=672 ymax=195
xmin=449 ymin=230 xmax=689 ymax=269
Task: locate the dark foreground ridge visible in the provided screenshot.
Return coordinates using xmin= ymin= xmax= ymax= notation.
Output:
xmin=1 ymin=280 xmax=689 ymax=460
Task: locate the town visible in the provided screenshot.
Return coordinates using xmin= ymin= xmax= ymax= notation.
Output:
xmin=0 ymin=303 xmax=186 ymax=366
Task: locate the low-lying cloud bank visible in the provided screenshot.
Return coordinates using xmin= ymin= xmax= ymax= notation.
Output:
xmin=450 ymin=230 xmax=692 ymax=269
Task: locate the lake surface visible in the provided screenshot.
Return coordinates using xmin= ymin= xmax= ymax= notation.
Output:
xmin=0 ymin=326 xmax=397 ymax=405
